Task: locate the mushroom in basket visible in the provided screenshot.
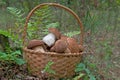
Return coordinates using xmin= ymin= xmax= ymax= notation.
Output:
xmin=42 ymin=28 xmax=61 ymax=47
xmin=66 ymin=38 xmax=80 ymax=53
xmin=42 ymin=33 xmax=56 ymax=47
xmin=48 ymin=28 xmax=61 ymax=40
xmin=50 ymin=39 xmax=68 ymax=53
xmin=27 ymin=39 xmax=47 ymax=53
xmin=61 ymin=35 xmax=84 ymax=53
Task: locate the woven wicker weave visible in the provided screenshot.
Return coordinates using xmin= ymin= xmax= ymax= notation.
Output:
xmin=23 ymin=3 xmax=84 ymax=78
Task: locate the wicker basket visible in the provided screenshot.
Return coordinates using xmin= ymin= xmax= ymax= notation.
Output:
xmin=23 ymin=3 xmax=84 ymax=78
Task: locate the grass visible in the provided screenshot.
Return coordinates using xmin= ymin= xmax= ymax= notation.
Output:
xmin=82 ymin=9 xmax=120 ymax=80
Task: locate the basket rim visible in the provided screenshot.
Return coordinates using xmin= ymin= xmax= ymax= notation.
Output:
xmin=23 ymin=47 xmax=83 ymax=57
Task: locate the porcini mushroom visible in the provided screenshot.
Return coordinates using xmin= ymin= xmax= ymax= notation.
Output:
xmin=60 ymin=35 xmax=68 ymax=41
xmin=67 ymin=38 xmax=80 ymax=53
xmin=50 ymin=39 xmax=67 ymax=53
xmin=61 ymin=35 xmax=80 ymax=53
xmin=27 ymin=39 xmax=46 ymax=53
xmin=42 ymin=33 xmax=56 ymax=47
xmin=48 ymin=28 xmax=61 ymax=40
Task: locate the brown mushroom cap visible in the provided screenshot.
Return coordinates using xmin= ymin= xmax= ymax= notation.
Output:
xmin=50 ymin=39 xmax=67 ymax=53
xmin=27 ymin=39 xmax=45 ymax=49
xmin=60 ymin=35 xmax=68 ymax=41
xmin=48 ymin=28 xmax=61 ymax=40
xmin=67 ymin=38 xmax=79 ymax=53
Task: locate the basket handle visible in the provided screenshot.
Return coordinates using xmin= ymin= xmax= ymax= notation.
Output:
xmin=23 ymin=3 xmax=84 ymax=47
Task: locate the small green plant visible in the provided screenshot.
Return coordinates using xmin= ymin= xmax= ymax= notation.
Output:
xmin=44 ymin=22 xmax=60 ymax=34
xmin=7 ymin=7 xmax=25 ymax=23
xmin=83 ymin=10 xmax=101 ymax=34
xmin=0 ymin=7 xmax=25 ymax=65
xmin=73 ymin=73 xmax=85 ymax=80
xmin=95 ymin=40 xmax=113 ymax=60
xmin=0 ymin=0 xmax=6 ymax=6
xmin=102 ymin=41 xmax=113 ymax=60
xmin=43 ymin=61 xmax=56 ymax=74
xmin=0 ymin=26 xmax=25 ymax=66
xmin=6 ymin=7 xmax=25 ymax=48
xmin=0 ymin=29 xmax=20 ymax=45
xmin=75 ymin=63 xmax=96 ymax=80
xmin=0 ymin=50 xmax=25 ymax=65
xmin=7 ymin=7 xmax=25 ymax=32
xmin=0 ymin=29 xmax=25 ymax=66
xmin=64 ymin=30 xmax=80 ymax=37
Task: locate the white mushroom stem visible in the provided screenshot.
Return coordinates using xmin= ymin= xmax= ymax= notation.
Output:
xmin=32 ymin=46 xmax=45 ymax=53
xmin=42 ymin=33 xmax=56 ymax=47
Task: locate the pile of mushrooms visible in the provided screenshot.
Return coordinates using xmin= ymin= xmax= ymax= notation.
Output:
xmin=27 ymin=28 xmax=84 ymax=54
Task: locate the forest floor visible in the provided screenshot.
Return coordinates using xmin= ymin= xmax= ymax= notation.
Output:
xmin=83 ymin=32 xmax=120 ymax=80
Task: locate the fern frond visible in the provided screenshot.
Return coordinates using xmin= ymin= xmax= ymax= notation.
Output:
xmin=0 ymin=29 xmax=18 ymax=42
xmin=7 ymin=7 xmax=25 ymax=22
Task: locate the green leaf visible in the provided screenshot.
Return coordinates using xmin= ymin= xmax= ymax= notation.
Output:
xmin=46 ymin=69 xmax=56 ymax=74
xmin=84 ymin=76 xmax=89 ymax=80
xmin=11 ymin=50 xmax=21 ymax=55
xmin=85 ymin=68 xmax=90 ymax=75
xmin=0 ymin=52 xmax=7 ymax=60
xmin=44 ymin=61 xmax=54 ymax=70
xmin=7 ymin=7 xmax=24 ymax=19
xmin=75 ymin=63 xmax=86 ymax=72
xmin=46 ymin=22 xmax=60 ymax=28
xmin=89 ymin=63 xmax=96 ymax=69
xmin=43 ymin=61 xmax=56 ymax=74
xmin=64 ymin=31 xmax=80 ymax=37
xmin=0 ymin=29 xmax=18 ymax=42
xmin=0 ymin=51 xmax=6 ymax=56
xmin=73 ymin=73 xmax=85 ymax=80
xmin=0 ymin=50 xmax=25 ymax=65
xmin=89 ymin=74 xmax=96 ymax=80
xmin=15 ymin=58 xmax=25 ymax=65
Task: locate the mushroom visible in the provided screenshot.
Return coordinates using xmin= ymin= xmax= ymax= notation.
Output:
xmin=60 ymin=35 xmax=68 ymax=41
xmin=48 ymin=28 xmax=61 ymax=40
xmin=27 ymin=39 xmax=46 ymax=53
xmin=42 ymin=33 xmax=56 ymax=47
xmin=61 ymin=35 xmax=80 ymax=53
xmin=50 ymin=39 xmax=68 ymax=53
xmin=64 ymin=48 xmax=71 ymax=53
xmin=66 ymin=38 xmax=80 ymax=53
